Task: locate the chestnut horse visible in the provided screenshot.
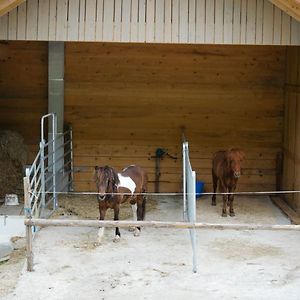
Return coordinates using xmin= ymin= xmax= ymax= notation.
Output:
xmin=94 ymin=165 xmax=148 ymax=242
xmin=211 ymin=149 xmax=245 ymax=217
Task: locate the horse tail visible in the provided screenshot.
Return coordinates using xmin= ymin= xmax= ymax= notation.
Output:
xmin=142 ymin=193 xmax=146 ymax=220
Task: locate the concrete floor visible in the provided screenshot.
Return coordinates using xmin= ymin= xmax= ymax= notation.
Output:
xmin=4 ymin=195 xmax=300 ymax=300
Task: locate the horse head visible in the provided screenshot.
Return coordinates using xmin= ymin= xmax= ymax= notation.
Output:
xmin=94 ymin=165 xmax=120 ymax=200
xmin=226 ymin=149 xmax=245 ymax=179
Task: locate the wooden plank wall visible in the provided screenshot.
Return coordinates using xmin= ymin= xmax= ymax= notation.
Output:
xmin=0 ymin=41 xmax=48 ymax=162
xmin=1 ymin=0 xmax=300 ymax=45
xmin=283 ymin=47 xmax=300 ymax=212
xmin=65 ymin=43 xmax=286 ymax=193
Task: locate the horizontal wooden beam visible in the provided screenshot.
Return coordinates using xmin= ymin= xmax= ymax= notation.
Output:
xmin=268 ymin=0 xmax=300 ymax=22
xmin=271 ymin=196 xmax=300 ymax=224
xmin=25 ymin=219 xmax=300 ymax=231
xmin=0 ymin=0 xmax=25 ymax=17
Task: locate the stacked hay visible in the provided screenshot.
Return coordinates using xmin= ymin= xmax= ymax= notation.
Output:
xmin=0 ymin=130 xmax=27 ymax=201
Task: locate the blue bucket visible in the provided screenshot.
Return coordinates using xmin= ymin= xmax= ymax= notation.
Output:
xmin=196 ymin=181 xmax=204 ymax=198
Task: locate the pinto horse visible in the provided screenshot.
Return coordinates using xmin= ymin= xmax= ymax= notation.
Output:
xmin=94 ymin=165 xmax=148 ymax=242
xmin=211 ymin=149 xmax=245 ymax=217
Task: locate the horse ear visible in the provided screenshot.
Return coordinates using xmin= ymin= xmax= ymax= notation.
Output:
xmin=95 ymin=166 xmax=99 ymax=170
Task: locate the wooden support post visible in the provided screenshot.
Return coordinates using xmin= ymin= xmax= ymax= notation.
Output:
xmin=23 ymin=176 xmax=34 ymax=271
xmin=25 ymin=223 xmax=33 ymax=272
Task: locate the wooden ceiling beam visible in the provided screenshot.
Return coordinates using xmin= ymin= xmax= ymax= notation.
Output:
xmin=268 ymin=0 xmax=300 ymax=22
xmin=0 ymin=0 xmax=25 ymax=17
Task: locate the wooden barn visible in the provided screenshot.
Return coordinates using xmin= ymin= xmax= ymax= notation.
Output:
xmin=0 ymin=0 xmax=300 ymax=215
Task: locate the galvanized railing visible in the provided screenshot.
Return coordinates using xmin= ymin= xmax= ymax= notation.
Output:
xmin=24 ymin=113 xmax=73 ymax=219
xmin=182 ymin=140 xmax=197 ymax=273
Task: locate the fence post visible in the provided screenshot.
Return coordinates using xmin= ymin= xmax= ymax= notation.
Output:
xmin=40 ymin=141 xmax=45 ymax=215
xmin=69 ymin=125 xmax=74 ymax=191
xmin=23 ymin=176 xmax=34 ymax=272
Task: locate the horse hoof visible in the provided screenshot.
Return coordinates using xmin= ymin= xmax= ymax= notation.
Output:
xmin=128 ymin=226 xmax=135 ymax=232
xmin=230 ymin=212 xmax=235 ymax=217
xmin=222 ymin=212 xmax=227 ymax=217
xmin=211 ymin=201 xmax=216 ymax=206
xmin=113 ymin=235 xmax=120 ymax=243
xmin=134 ymin=228 xmax=140 ymax=237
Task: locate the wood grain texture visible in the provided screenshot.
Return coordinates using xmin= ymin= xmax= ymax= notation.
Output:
xmin=0 ymin=42 xmax=48 ymax=162
xmin=282 ymin=47 xmax=300 ymax=212
xmin=64 ymin=43 xmax=286 ymax=193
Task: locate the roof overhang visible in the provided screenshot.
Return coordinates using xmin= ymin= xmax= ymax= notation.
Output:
xmin=0 ymin=0 xmax=25 ymax=17
xmin=268 ymin=0 xmax=300 ymax=22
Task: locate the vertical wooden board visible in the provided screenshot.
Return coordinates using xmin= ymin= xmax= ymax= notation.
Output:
xmin=138 ymin=0 xmax=146 ymax=42
xmin=67 ymin=0 xmax=80 ymax=41
xmin=155 ymin=0 xmax=164 ymax=43
xmin=240 ymin=0 xmax=246 ymax=44
xmin=224 ymin=0 xmax=233 ymax=44
xmin=26 ymin=0 xmax=38 ymax=40
xmin=17 ymin=2 xmax=26 ymax=40
xmin=56 ymin=0 xmax=68 ymax=41
xmin=246 ymin=0 xmax=256 ymax=44
xmin=288 ymin=96 xmax=297 ymax=197
xmin=294 ymin=62 xmax=300 ymax=209
xmin=263 ymin=0 xmax=273 ymax=45
xmin=131 ymin=0 xmax=139 ymax=41
xmin=85 ymin=0 xmax=96 ymax=41
xmin=96 ymin=0 xmax=104 ymax=40
xmin=49 ymin=0 xmax=57 ymax=40
xmin=179 ymin=0 xmax=188 ymax=43
xmin=281 ymin=13 xmax=290 ymax=45
xmin=273 ymin=6 xmax=281 ymax=45
xmin=291 ymin=18 xmax=300 ymax=45
xmin=103 ymin=0 xmax=114 ymax=41
xmin=171 ymin=0 xmax=179 ymax=43
xmin=103 ymin=0 xmax=114 ymax=42
xmin=214 ymin=0 xmax=224 ymax=44
xmin=195 ymin=0 xmax=205 ymax=43
xmin=38 ymin=0 xmax=50 ymax=40
xmin=283 ymin=48 xmax=292 ymax=193
xmin=114 ymin=0 xmax=122 ymax=41
xmin=188 ymin=0 xmax=196 ymax=43
xmin=255 ymin=0 xmax=263 ymax=44
xmin=205 ymin=0 xmax=214 ymax=43
xmin=232 ymin=0 xmax=241 ymax=43
xmin=78 ymin=0 xmax=86 ymax=40
xmin=122 ymin=0 xmax=131 ymax=42
xmin=146 ymin=0 xmax=154 ymax=42
xmin=164 ymin=0 xmax=171 ymax=42
xmin=8 ymin=9 xmax=17 ymax=40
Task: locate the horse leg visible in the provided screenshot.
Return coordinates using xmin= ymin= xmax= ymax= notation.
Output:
xmin=98 ymin=208 xmax=106 ymax=244
xmin=129 ymin=202 xmax=137 ymax=232
xmin=220 ymin=184 xmax=228 ymax=217
xmin=134 ymin=196 xmax=144 ymax=237
xmin=113 ymin=205 xmax=121 ymax=242
xmin=229 ymin=187 xmax=235 ymax=217
xmin=212 ymin=171 xmax=218 ymax=206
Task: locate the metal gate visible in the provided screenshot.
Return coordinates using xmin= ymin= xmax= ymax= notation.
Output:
xmin=182 ymin=140 xmax=197 ymax=273
xmin=24 ymin=113 xmax=73 ymax=219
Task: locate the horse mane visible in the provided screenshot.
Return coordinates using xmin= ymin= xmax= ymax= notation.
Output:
xmin=104 ymin=165 xmax=120 ymax=186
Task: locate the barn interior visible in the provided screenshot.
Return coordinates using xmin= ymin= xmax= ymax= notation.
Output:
xmin=0 ymin=41 xmax=299 ymax=219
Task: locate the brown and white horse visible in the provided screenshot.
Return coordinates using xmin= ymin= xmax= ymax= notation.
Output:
xmin=211 ymin=149 xmax=245 ymax=217
xmin=94 ymin=165 xmax=148 ymax=242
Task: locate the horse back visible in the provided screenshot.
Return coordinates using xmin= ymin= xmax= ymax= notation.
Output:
xmin=121 ymin=165 xmax=148 ymax=192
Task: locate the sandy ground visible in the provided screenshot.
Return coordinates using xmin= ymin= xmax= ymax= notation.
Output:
xmin=2 ymin=195 xmax=300 ymax=300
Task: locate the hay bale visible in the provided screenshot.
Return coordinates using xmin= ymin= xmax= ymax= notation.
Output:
xmin=0 ymin=131 xmax=28 ymax=200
